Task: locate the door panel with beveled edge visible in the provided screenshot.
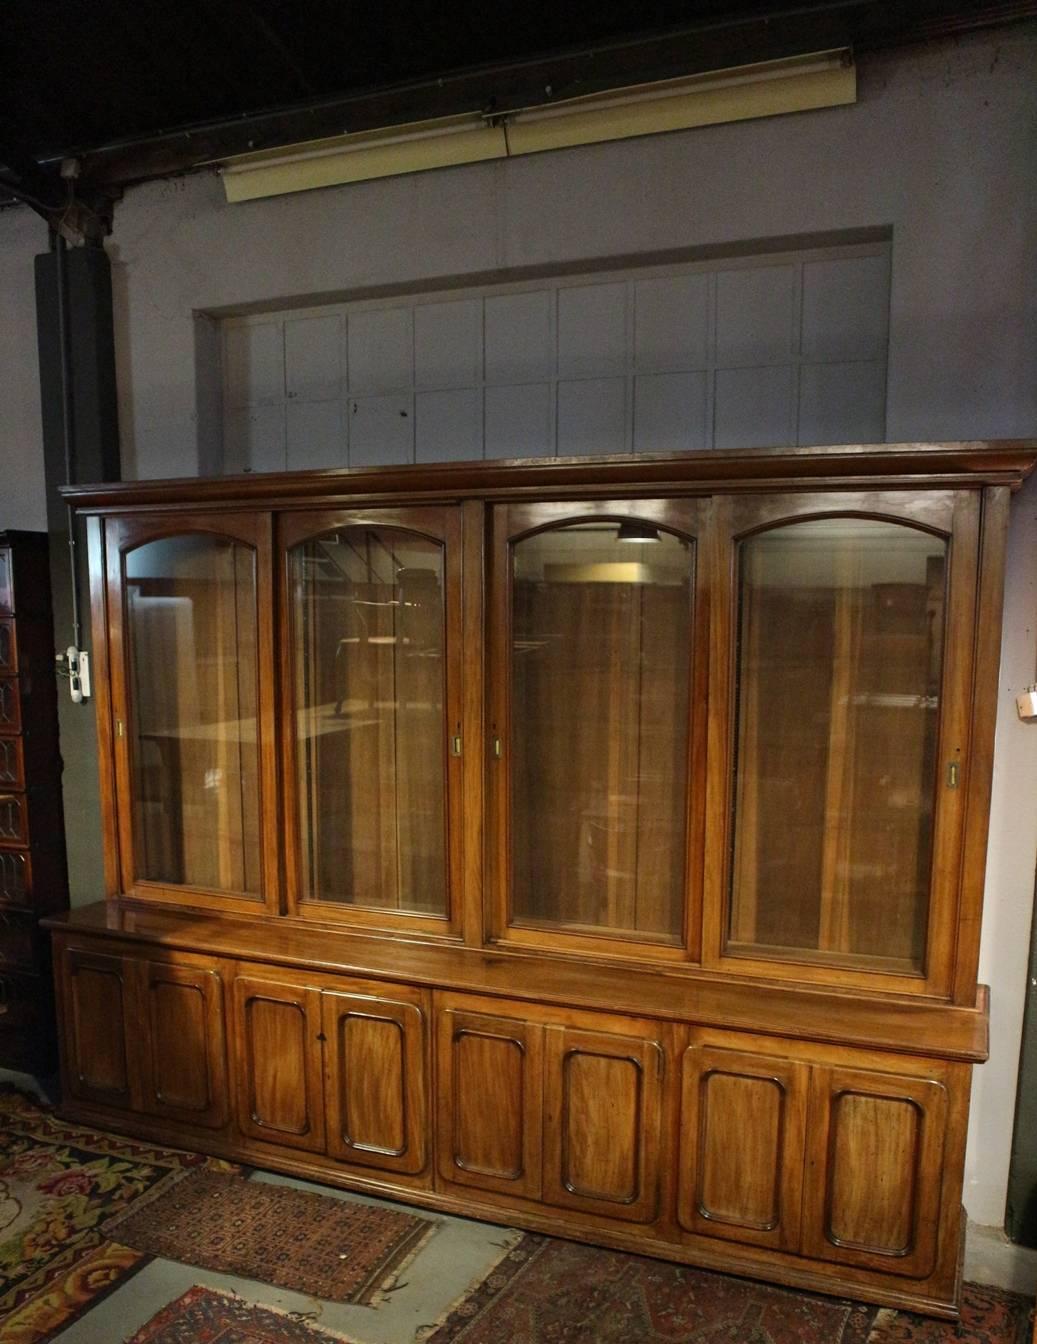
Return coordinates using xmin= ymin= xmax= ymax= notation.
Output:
xmin=140 ymin=960 xmax=228 ymax=1129
xmin=232 ymin=974 xmax=325 ymax=1152
xmin=678 ymin=1043 xmax=808 ymax=1251
xmin=803 ymin=1064 xmax=950 ymax=1278
xmin=105 ymin=513 xmax=278 ymax=914
xmin=543 ymin=1024 xmax=664 ymax=1223
xmin=280 ymin=507 xmax=463 ymax=937
xmin=436 ymin=1003 xmax=543 ymax=1199
xmin=322 ymin=982 xmax=430 ymax=1177
xmin=61 ymin=946 xmax=137 ymax=1110
xmin=488 ymin=498 xmax=709 ymax=965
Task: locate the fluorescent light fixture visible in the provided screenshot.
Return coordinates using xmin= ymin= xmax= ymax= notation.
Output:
xmin=221 ymin=49 xmax=854 ymax=204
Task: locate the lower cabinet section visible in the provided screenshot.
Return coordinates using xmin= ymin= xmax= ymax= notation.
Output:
xmin=52 ymin=937 xmax=972 ymax=1317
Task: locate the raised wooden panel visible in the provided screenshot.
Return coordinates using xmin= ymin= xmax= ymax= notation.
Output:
xmin=322 ymin=985 xmax=429 ymax=1176
xmin=141 ymin=962 xmax=228 ymax=1129
xmin=436 ymin=1007 xmax=543 ymax=1198
xmin=678 ymin=1045 xmax=807 ymax=1251
xmin=804 ymin=1066 xmax=949 ymax=1277
xmin=63 ymin=948 xmax=135 ymax=1108
xmin=543 ymin=1026 xmax=663 ymax=1223
xmin=0 ymin=681 xmax=22 ymax=736
xmin=232 ymin=975 xmax=325 ymax=1152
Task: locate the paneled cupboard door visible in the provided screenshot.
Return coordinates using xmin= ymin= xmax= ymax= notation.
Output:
xmin=436 ymin=1005 xmax=544 ymax=1199
xmin=104 ymin=515 xmax=279 ymax=914
xmin=803 ymin=1065 xmax=950 ymax=1278
xmin=139 ymin=961 xmax=228 ymax=1129
xmin=61 ymin=947 xmax=137 ymax=1110
xmin=232 ymin=974 xmax=326 ymax=1153
xmin=705 ymin=491 xmax=979 ymax=995
xmin=678 ymin=1044 xmax=807 ymax=1251
xmin=543 ymin=1026 xmax=664 ymax=1223
xmin=322 ymin=984 xmax=429 ymax=1177
xmin=488 ymin=499 xmax=709 ymax=963
xmin=280 ymin=508 xmax=463 ymax=936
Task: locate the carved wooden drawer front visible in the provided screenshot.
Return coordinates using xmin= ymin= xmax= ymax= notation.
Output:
xmin=0 ymin=681 xmax=22 ymax=736
xmin=0 ymin=738 xmax=24 ymax=790
xmin=436 ymin=1006 xmax=544 ymax=1200
xmin=678 ymin=1045 xmax=808 ymax=1252
xmin=322 ymin=984 xmax=429 ymax=1176
xmin=232 ymin=974 xmax=326 ymax=1153
xmin=0 ymin=851 xmax=30 ymax=908
xmin=0 ymin=793 xmax=28 ymax=847
xmin=543 ymin=1026 xmax=664 ymax=1224
xmin=803 ymin=1066 xmax=949 ymax=1279
xmin=0 ymin=621 xmax=15 ymax=676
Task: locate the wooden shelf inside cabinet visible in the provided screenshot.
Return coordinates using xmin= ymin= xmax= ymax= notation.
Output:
xmin=48 ymin=442 xmax=1037 ymax=1320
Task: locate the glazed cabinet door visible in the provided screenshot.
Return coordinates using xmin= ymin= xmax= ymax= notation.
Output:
xmin=139 ymin=961 xmax=228 ymax=1129
xmin=543 ymin=1025 xmax=664 ymax=1224
xmin=677 ymin=1044 xmax=808 ymax=1251
xmin=707 ymin=490 xmax=980 ymax=996
xmin=488 ymin=498 xmax=709 ymax=965
xmin=280 ymin=507 xmax=464 ymax=939
xmin=436 ymin=1002 xmax=544 ymax=1199
xmin=322 ymin=982 xmax=429 ymax=1177
xmin=803 ymin=1065 xmax=950 ymax=1278
xmin=232 ymin=974 xmax=326 ymax=1153
xmin=60 ymin=947 xmax=137 ymax=1110
xmin=104 ymin=513 xmax=278 ymax=915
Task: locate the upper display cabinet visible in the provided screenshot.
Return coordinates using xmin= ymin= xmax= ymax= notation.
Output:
xmin=78 ymin=443 xmax=1036 ymax=1004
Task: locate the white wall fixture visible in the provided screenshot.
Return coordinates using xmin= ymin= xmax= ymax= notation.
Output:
xmin=219 ymin=51 xmax=855 ymax=203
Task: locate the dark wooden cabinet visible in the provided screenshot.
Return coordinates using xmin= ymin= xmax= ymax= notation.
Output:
xmin=44 ymin=443 xmax=1037 ymax=1319
xmin=0 ymin=532 xmax=69 ymax=1072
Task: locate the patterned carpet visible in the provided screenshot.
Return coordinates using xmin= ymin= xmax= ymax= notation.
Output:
xmin=125 ymin=1285 xmax=357 ymax=1342
xmin=106 ymin=1167 xmax=436 ymax=1305
xmin=426 ymin=1236 xmax=1036 ymax=1344
xmin=0 ymin=1085 xmax=237 ymax=1344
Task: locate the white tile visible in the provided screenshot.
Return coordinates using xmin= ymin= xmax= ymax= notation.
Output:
xmin=347 ymin=307 xmax=413 ymax=394
xmin=634 ymin=273 xmax=709 ymax=371
xmin=801 ymin=253 xmax=890 ymax=362
xmin=634 ymin=372 xmax=709 ymax=453
xmin=286 ymin=400 xmax=346 ymax=470
xmin=284 ymin=315 xmax=343 ymax=402
xmin=416 ymin=389 xmax=483 ymax=462
xmin=798 ymin=361 xmax=887 ymax=445
xmin=557 ymin=379 xmax=627 ymax=456
xmin=485 ymin=290 xmax=553 ymax=383
xmin=223 ymin=405 xmax=286 ymax=473
xmin=557 ymin=283 xmax=628 ymax=378
xmin=714 ymin=365 xmax=795 ymax=449
xmin=485 ymin=384 xmax=553 ymax=459
xmin=414 ymin=300 xmax=482 ymax=388
xmin=223 ymin=322 xmax=282 ymax=406
xmin=348 ymin=394 xmax=414 ymax=466
xmin=716 ymin=266 xmax=796 ymax=366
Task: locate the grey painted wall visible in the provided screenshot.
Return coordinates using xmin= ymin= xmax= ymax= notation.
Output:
xmin=0 ymin=21 xmax=1034 ymax=1230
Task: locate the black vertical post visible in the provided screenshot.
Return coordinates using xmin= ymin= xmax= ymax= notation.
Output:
xmin=34 ymin=238 xmax=121 ymax=906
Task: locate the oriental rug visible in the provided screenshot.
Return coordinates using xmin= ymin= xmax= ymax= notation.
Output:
xmin=0 ymin=1085 xmax=237 ymax=1344
xmin=423 ymin=1235 xmax=1035 ymax=1344
xmin=105 ymin=1167 xmax=437 ymax=1306
xmin=126 ymin=1284 xmax=358 ymax=1343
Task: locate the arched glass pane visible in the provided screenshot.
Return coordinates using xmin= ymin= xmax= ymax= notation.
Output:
xmin=125 ymin=536 xmax=259 ymax=894
xmin=510 ymin=521 xmax=694 ymax=941
xmin=291 ymin=528 xmax=446 ymax=915
xmin=729 ymin=518 xmax=946 ymax=972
